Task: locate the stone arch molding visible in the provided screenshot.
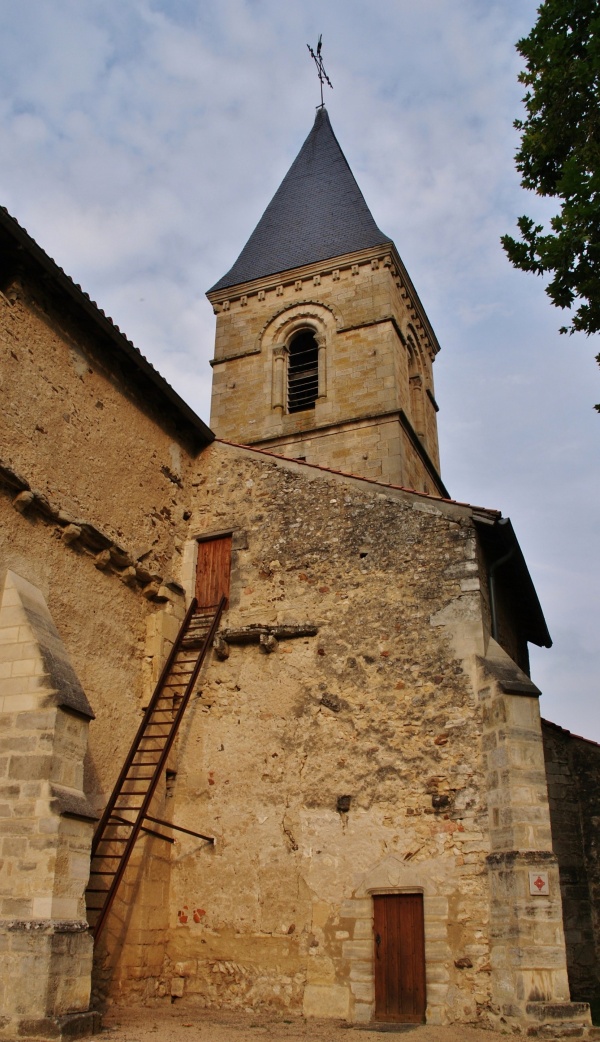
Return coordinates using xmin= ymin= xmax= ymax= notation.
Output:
xmin=261 ymin=302 xmax=339 ymax=411
xmin=256 ymin=299 xmax=342 ymax=351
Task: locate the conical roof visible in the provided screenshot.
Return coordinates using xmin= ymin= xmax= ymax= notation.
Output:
xmin=209 ymin=107 xmax=391 ymax=293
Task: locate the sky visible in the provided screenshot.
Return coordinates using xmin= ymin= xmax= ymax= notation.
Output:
xmin=0 ymin=1 xmax=598 ymax=739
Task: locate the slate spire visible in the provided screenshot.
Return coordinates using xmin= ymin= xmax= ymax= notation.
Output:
xmin=209 ymin=107 xmax=391 ymax=293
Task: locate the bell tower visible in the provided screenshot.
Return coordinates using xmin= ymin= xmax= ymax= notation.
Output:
xmin=207 ymin=108 xmax=446 ymax=497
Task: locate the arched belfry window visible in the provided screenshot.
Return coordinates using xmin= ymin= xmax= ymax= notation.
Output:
xmin=407 ymin=332 xmax=425 ymax=438
xmin=287 ymin=330 xmax=319 ymax=413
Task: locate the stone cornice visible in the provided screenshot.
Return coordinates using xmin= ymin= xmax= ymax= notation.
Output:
xmin=206 ymin=242 xmax=440 ymax=359
xmin=0 ymin=458 xmax=181 ymax=603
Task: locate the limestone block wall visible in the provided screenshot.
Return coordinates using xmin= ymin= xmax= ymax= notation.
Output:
xmin=0 ymin=570 xmax=97 ymax=1038
xmin=263 ymin=415 xmax=442 ymax=495
xmin=146 ymin=441 xmax=501 ymax=1026
xmin=477 ymin=647 xmax=588 ymax=1029
xmin=542 ymin=721 xmax=600 ymax=1016
xmin=208 ymin=247 xmax=440 ymax=489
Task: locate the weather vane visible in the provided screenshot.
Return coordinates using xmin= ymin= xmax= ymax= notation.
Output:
xmin=307 ymin=35 xmax=333 ymax=108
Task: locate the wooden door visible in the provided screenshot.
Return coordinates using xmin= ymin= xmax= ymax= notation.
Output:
xmin=195 ymin=535 xmax=232 ymax=609
xmin=373 ymin=893 xmax=426 ymax=1023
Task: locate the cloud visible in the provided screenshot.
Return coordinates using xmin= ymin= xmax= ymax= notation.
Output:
xmin=0 ymin=0 xmax=598 ymax=737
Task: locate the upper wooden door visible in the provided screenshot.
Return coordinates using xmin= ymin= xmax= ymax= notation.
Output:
xmin=195 ymin=534 xmax=232 ymax=609
xmin=373 ymin=893 xmax=426 ymax=1023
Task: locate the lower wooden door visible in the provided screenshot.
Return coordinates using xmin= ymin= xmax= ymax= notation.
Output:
xmin=373 ymin=893 xmax=426 ymax=1023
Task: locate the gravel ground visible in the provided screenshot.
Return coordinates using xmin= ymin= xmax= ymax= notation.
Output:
xmin=100 ymin=1006 xmax=566 ymax=1042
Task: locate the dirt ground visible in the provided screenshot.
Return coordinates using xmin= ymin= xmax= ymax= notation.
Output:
xmin=99 ymin=1006 xmax=578 ymax=1042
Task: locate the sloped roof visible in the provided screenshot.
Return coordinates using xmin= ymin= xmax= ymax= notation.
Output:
xmin=209 ymin=107 xmax=391 ymax=293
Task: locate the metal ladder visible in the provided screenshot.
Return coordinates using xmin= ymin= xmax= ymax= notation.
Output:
xmin=85 ymin=595 xmax=225 ymax=941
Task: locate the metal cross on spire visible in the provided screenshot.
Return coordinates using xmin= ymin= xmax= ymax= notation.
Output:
xmin=307 ymin=35 xmax=333 ymax=108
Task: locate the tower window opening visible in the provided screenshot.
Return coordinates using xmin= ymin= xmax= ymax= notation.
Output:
xmin=288 ymin=330 xmax=319 ymax=413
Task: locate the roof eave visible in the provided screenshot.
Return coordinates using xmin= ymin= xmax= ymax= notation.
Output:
xmin=0 ymin=207 xmax=214 ymax=449
xmin=474 ymin=515 xmax=552 ymax=649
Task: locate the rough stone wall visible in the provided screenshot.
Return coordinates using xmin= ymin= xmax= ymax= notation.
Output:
xmin=0 ymin=270 xmax=204 ymax=804
xmin=542 ymin=721 xmax=600 ymax=1015
xmin=0 ymin=281 xmax=195 ymax=581
xmin=0 ymin=274 xmax=203 ymax=1029
xmin=92 ymin=592 xmax=187 ymax=1010
xmin=0 ymin=493 xmax=155 ymax=815
xmin=155 ymin=441 xmax=496 ymax=1026
xmin=208 ymin=248 xmax=440 ymax=490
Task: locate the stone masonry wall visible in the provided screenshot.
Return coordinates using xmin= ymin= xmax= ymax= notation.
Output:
xmin=264 ymin=415 xmax=440 ymax=495
xmin=0 ymin=570 xmax=97 ymax=1038
xmin=542 ymin=721 xmax=600 ymax=1017
xmin=0 ymin=281 xmax=195 ymax=582
xmin=151 ymin=441 xmax=498 ymax=1026
xmin=209 ymin=249 xmax=440 ymax=490
xmin=0 ymin=269 xmax=204 ymax=810
xmin=0 ymin=275 xmax=205 ymax=1030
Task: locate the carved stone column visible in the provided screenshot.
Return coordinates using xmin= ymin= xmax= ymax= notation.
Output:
xmin=316 ymin=333 xmax=327 ymax=398
xmin=272 ymin=344 xmax=287 ymax=413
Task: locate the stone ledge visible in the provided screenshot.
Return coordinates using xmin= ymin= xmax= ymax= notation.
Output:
xmin=1 ymin=918 xmax=89 ymax=933
xmin=11 ymin=1010 xmax=101 ymax=1039
xmin=526 ymin=1001 xmax=591 ymax=1022
xmin=477 ymin=639 xmax=541 ymax=697
xmin=0 ymin=459 xmax=174 ymax=601
xmin=220 ymin=623 xmax=318 ymax=644
xmin=523 ymin=1000 xmax=592 ymax=1038
xmin=487 ymin=850 xmax=558 ymax=868
xmin=50 ymin=785 xmax=98 ymax=823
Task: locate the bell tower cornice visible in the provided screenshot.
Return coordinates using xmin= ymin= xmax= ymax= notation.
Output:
xmin=207 ymin=242 xmax=440 ymax=364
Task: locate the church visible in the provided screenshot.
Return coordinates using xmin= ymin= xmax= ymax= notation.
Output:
xmin=1 ymin=104 xmax=599 ymax=1038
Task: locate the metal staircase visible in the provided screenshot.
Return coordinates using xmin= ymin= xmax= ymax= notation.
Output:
xmin=85 ymin=595 xmax=225 ymax=941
